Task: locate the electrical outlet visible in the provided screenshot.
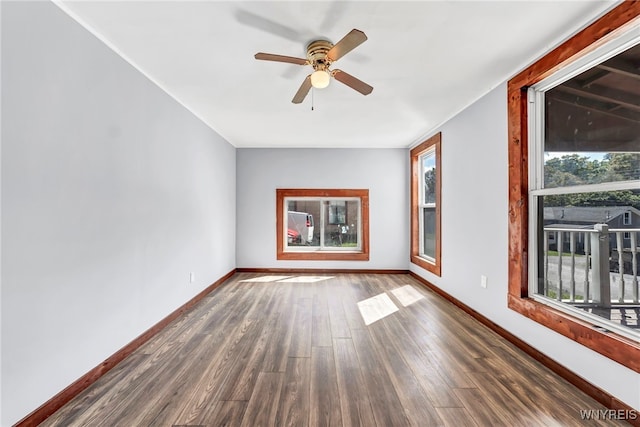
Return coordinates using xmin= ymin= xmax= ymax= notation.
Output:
xmin=480 ymin=275 xmax=488 ymax=289
xmin=189 ymin=272 xmax=195 ymax=283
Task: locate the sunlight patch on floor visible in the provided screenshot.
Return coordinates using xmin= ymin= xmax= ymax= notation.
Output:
xmin=357 ymin=293 xmax=399 ymax=326
xmin=277 ymin=276 xmax=334 ymax=283
xmin=391 ymin=285 xmax=425 ymax=307
xmin=239 ymin=276 xmax=293 ymax=282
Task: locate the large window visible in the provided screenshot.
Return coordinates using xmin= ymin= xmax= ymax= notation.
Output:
xmin=508 ymin=2 xmax=640 ymax=371
xmin=276 ymin=189 xmax=369 ymax=261
xmin=410 ymin=133 xmax=441 ymax=275
xmin=528 ymin=36 xmax=640 ymax=339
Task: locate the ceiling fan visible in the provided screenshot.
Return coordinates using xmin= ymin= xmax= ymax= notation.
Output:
xmin=255 ymin=29 xmax=373 ymax=104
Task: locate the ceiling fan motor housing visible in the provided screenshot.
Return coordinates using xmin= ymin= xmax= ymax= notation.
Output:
xmin=306 ymin=40 xmax=333 ymax=71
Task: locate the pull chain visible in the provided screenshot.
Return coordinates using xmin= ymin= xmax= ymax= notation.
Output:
xmin=311 ymin=88 xmax=314 ymax=111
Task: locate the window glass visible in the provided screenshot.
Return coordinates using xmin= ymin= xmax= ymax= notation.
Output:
xmin=286 ymin=200 xmax=320 ymax=247
xmin=422 ymin=152 xmax=436 ymax=204
xmin=285 ymin=197 xmax=360 ymax=250
xmin=422 ymin=207 xmax=436 ymax=259
xmin=536 ymin=191 xmax=640 ymax=307
xmin=543 ymin=44 xmax=640 ymax=188
xmin=323 ymin=200 xmax=359 ymax=248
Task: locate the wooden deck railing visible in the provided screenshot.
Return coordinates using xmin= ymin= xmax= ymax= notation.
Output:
xmin=542 ymin=225 xmax=639 ymax=306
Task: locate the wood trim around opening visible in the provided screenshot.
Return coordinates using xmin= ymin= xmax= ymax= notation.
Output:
xmin=276 ymin=188 xmax=370 ymax=261
xmin=410 ymin=132 xmax=442 ymax=276
xmin=507 ymin=2 xmax=640 ymax=372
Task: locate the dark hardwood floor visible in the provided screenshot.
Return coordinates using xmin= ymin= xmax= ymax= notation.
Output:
xmin=40 ymin=273 xmax=627 ymax=426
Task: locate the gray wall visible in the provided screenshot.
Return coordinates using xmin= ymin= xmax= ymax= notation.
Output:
xmin=236 ymin=148 xmax=409 ymax=270
xmin=1 ymin=2 xmax=236 ymax=425
xmin=409 ymin=83 xmax=640 ymax=411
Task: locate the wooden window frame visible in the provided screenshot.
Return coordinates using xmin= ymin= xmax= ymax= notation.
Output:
xmin=507 ymin=2 xmax=640 ymax=372
xmin=276 ymin=189 xmax=369 ymax=261
xmin=410 ymin=132 xmax=442 ymax=276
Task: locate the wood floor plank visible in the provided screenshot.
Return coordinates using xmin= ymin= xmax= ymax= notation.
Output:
xmin=199 ymin=400 xmax=247 ymax=427
xmin=366 ymin=319 xmax=446 ymax=426
xmin=350 ymin=328 xmax=411 ymax=426
xmin=333 ymin=338 xmax=377 ymax=427
xmin=466 ymin=370 xmax=540 ymax=426
xmin=133 ymin=332 xmax=228 ymax=426
xmin=183 ymin=285 xmax=286 ymax=423
xmin=219 ymin=284 xmax=281 ymax=401
xmin=289 ymin=297 xmax=313 ymax=358
xmin=261 ymin=282 xmax=295 ymax=373
xmin=176 ymin=319 xmax=264 ymax=424
xmin=329 ymin=275 xmax=355 ymax=337
xmin=453 ymin=387 xmax=509 ymax=427
xmin=169 ymin=301 xmax=270 ymax=422
xmin=312 ymin=292 xmax=333 ymax=347
xmin=392 ymin=303 xmax=476 ymax=390
xmin=478 ymin=344 xmax=629 ymax=426
xmin=100 ymin=331 xmax=218 ymax=426
xmin=275 ymin=357 xmax=311 ymax=427
xmin=341 ymin=276 xmax=368 ymax=331
xmin=239 ymin=372 xmax=284 ymax=427
xmin=40 ymin=273 xmax=627 ymax=427
xmin=403 ymin=302 xmax=489 ymax=374
xmin=378 ymin=311 xmax=464 ymax=409
xmin=310 ymin=346 xmax=342 ymax=426
xmin=435 ymin=407 xmax=480 ymax=427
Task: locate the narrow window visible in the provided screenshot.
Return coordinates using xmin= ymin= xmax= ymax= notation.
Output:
xmin=411 ymin=133 xmax=441 ymax=275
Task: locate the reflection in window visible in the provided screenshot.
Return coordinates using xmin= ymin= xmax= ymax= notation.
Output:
xmin=543 ymin=44 xmax=640 ymax=189
xmin=286 ymin=201 xmax=319 ymax=247
xmin=285 ymin=198 xmax=360 ymax=250
xmin=323 ymin=200 xmax=359 ymax=248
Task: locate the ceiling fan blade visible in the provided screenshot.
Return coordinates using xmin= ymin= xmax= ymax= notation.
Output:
xmin=332 ymin=69 xmax=373 ymax=95
xmin=292 ymin=75 xmax=313 ymax=104
xmin=327 ymin=29 xmax=367 ymax=62
xmin=255 ymin=53 xmax=308 ymax=66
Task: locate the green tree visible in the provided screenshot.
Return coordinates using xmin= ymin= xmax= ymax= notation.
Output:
xmin=602 ymin=153 xmax=640 ymax=182
xmin=543 ymin=153 xmax=640 ymax=209
xmin=424 ymin=168 xmax=436 ymax=204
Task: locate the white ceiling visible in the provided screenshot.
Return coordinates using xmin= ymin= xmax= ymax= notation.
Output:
xmin=55 ymin=0 xmax=618 ymax=149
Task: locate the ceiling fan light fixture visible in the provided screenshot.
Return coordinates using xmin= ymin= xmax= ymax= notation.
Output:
xmin=255 ymin=29 xmax=371 ymax=103
xmin=310 ymin=70 xmax=330 ymax=89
